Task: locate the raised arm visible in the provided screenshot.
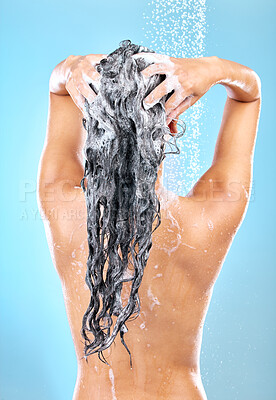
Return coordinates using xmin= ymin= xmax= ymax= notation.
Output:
xmin=137 ymin=54 xmax=261 ymax=213
xmin=37 ymin=54 xmax=106 ymax=215
xmin=187 ymin=57 xmax=261 ymax=203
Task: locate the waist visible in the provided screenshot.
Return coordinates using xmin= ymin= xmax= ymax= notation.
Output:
xmin=76 ymin=363 xmax=206 ymax=400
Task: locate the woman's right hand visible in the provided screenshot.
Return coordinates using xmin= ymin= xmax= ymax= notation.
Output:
xmin=49 ymin=54 xmax=107 ymax=114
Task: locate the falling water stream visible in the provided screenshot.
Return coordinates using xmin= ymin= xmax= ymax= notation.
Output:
xmin=141 ymin=0 xmax=209 ymax=196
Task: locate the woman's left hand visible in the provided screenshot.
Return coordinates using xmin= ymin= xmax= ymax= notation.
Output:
xmin=133 ymin=53 xmax=218 ymax=125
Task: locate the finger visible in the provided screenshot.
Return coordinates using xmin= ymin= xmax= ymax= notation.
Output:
xmin=144 ymin=79 xmax=174 ymax=109
xmin=66 ymin=79 xmax=86 ymax=114
xmin=141 ymin=62 xmax=169 ymax=78
xmin=166 ymin=95 xmax=201 ymax=124
xmin=76 ymin=78 xmax=97 ymax=103
xmin=83 ymin=69 xmax=101 ymax=92
xmin=132 ymin=52 xmax=171 ymax=65
xmin=86 ymin=54 xmax=107 ymax=66
xmin=84 ymin=68 xmax=101 ymax=81
xmin=165 ymin=91 xmax=186 ymax=116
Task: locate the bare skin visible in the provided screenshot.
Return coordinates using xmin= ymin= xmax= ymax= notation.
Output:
xmin=37 ymin=53 xmax=261 ymax=399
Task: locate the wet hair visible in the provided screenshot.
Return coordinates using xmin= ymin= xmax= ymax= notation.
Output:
xmin=80 ymin=40 xmax=184 ymax=367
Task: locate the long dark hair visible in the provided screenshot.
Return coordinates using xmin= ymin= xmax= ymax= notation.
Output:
xmin=80 ymin=40 xmax=184 ymax=367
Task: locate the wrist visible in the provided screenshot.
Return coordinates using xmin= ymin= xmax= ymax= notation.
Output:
xmin=206 ymin=56 xmax=225 ymax=88
xmin=214 ymin=57 xmax=261 ymax=101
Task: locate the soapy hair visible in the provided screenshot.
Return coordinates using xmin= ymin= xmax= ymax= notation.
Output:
xmin=80 ymin=40 xmax=185 ymax=367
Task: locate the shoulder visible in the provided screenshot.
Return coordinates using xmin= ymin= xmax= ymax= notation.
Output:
xmin=158 ymin=191 xmax=243 ymax=289
xmin=165 ymin=190 xmax=245 ymax=253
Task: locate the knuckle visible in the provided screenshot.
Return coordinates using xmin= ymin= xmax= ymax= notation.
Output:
xmin=66 ymin=54 xmax=75 ymax=62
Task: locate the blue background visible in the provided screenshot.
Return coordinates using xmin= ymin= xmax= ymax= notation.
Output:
xmin=0 ymin=0 xmax=275 ymax=399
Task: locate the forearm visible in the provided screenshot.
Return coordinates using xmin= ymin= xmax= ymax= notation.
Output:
xmin=211 ymin=56 xmax=261 ymax=102
xmin=206 ymin=56 xmax=261 ymax=187
xmin=41 ymin=53 xmax=103 ymax=189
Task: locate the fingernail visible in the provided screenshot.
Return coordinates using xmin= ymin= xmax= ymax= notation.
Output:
xmin=143 ymin=100 xmax=152 ymax=110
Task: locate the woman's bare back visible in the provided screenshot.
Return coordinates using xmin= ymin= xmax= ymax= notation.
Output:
xmin=43 ymin=177 xmax=246 ymax=400
xmin=38 ymin=54 xmax=261 ymax=399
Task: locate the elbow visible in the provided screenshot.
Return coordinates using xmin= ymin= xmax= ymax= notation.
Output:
xmin=250 ymin=70 xmax=262 ymax=101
